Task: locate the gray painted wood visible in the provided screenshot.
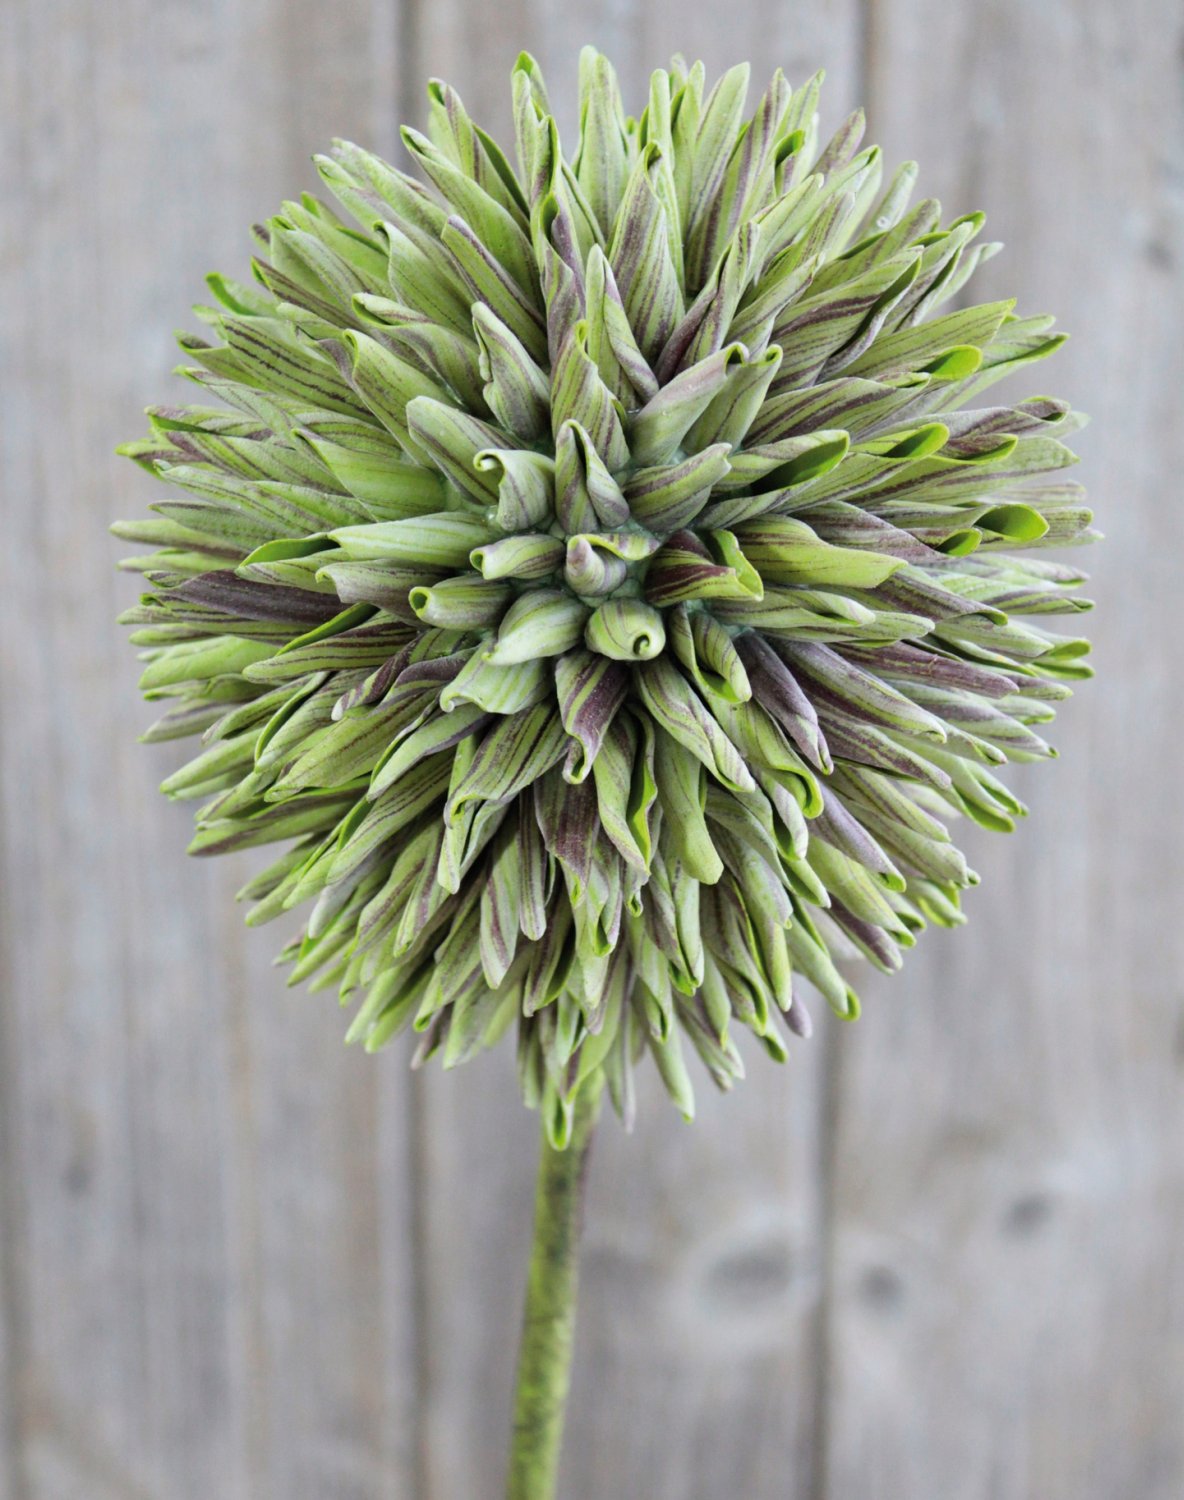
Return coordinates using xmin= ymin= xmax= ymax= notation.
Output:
xmin=1 ymin=1 xmax=1181 ymax=1498
xmin=0 ymin=2 xmax=418 ymax=1499
xmin=822 ymin=2 xmax=1184 ymax=1498
xmin=221 ymin=14 xmax=421 ymax=1500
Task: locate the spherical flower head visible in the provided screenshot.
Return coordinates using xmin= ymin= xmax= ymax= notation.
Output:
xmin=116 ymin=51 xmax=1095 ymax=1145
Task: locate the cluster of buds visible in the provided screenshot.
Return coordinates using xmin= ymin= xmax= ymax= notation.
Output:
xmin=117 ymin=51 xmax=1094 ymax=1143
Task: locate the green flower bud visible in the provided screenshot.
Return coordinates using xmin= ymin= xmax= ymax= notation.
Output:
xmin=584 ymin=598 xmax=667 ymax=662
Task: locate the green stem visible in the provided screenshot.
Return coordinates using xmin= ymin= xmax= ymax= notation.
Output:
xmin=507 ymin=1079 xmax=604 ymax=1500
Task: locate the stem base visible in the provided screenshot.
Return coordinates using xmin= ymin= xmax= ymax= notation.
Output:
xmin=506 ymin=1080 xmax=603 ymax=1500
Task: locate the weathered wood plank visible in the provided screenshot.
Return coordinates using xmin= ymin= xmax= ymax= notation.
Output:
xmin=401 ymin=14 xmax=860 ymax=1498
xmin=822 ymin=1 xmax=1184 ymax=1496
xmin=222 ymin=7 xmax=421 ymax=1497
xmin=0 ymin=2 xmax=269 ymax=1489
xmin=0 ymin=1 xmax=418 ymax=1497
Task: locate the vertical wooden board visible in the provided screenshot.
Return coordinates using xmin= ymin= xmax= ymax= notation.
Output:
xmin=182 ymin=3 xmax=423 ymax=1498
xmin=237 ymin=976 xmax=419 ymax=1500
xmin=823 ymin=1 xmax=1184 ymax=1497
xmin=0 ymin=1 xmax=272 ymax=1494
xmin=0 ymin=0 xmax=418 ymax=1497
xmin=402 ymin=12 xmax=861 ymax=1498
xmin=412 ymin=1058 xmax=539 ymax=1500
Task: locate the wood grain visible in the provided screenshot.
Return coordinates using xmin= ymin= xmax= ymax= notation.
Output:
xmin=0 ymin=1 xmax=418 ymax=1497
xmin=1 ymin=1 xmax=1181 ymax=1498
xmin=222 ymin=10 xmax=422 ymax=1499
xmin=822 ymin=1 xmax=1184 ymax=1497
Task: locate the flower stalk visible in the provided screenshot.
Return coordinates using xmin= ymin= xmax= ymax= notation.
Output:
xmin=508 ymin=1076 xmax=604 ymax=1500
xmin=115 ymin=46 xmax=1097 ymax=1497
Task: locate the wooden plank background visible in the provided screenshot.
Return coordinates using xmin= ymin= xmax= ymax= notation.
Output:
xmin=0 ymin=0 xmax=1179 ymax=1496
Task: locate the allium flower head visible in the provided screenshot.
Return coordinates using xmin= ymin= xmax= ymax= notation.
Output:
xmin=117 ymin=51 xmax=1095 ymax=1143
